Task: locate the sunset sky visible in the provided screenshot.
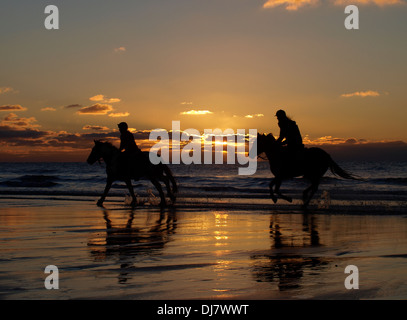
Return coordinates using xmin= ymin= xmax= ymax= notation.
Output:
xmin=0 ymin=0 xmax=406 ymax=161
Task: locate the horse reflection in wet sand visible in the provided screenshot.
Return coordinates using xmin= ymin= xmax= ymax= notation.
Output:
xmin=87 ymin=140 xmax=177 ymax=207
xmin=88 ymin=209 xmax=177 ymax=284
xmin=252 ymin=133 xmax=360 ymax=209
xmin=251 ymin=213 xmax=329 ymax=291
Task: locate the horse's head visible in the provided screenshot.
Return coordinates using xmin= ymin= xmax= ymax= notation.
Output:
xmin=87 ymin=140 xmax=120 ymax=165
xmin=250 ymin=133 xmax=277 ymax=159
xmin=87 ymin=140 xmax=103 ymax=165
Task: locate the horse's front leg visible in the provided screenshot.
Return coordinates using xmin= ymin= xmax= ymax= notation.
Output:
xmin=124 ymin=179 xmax=137 ymax=206
xmin=274 ymin=179 xmax=292 ymax=203
xmin=98 ymin=178 xmax=113 ymax=207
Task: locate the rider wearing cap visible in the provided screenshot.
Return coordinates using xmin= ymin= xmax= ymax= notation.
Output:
xmin=275 ymin=110 xmax=304 ymax=150
xmin=117 ymin=122 xmax=143 ymax=172
xmin=118 ymin=122 xmax=141 ymax=155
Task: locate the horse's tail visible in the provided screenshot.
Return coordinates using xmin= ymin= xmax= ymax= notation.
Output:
xmin=162 ymin=164 xmax=178 ymax=193
xmin=328 ymin=157 xmax=361 ymax=180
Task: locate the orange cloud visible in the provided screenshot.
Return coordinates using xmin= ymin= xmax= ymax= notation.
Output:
xmin=263 ymin=0 xmax=404 ymax=10
xmin=64 ymin=104 xmax=82 ymax=109
xmin=341 ymin=90 xmax=380 ymax=98
xmin=89 ymin=94 xmax=121 ymax=103
xmin=263 ymin=0 xmax=318 ymax=10
xmin=41 ymin=107 xmax=56 ymax=112
xmin=0 ymin=113 xmax=40 ymax=130
xmin=83 ymin=125 xmax=110 ymax=131
xmin=0 ymin=87 xmax=16 ymax=95
xmin=334 ymin=0 xmax=404 ymax=5
xmin=0 ymin=105 xmax=27 ymax=112
xmin=77 ymin=104 xmax=114 ymax=115
xmin=245 ymin=114 xmax=264 ymax=119
xmin=180 ymin=110 xmax=213 ymax=115
xmin=108 ymin=112 xmax=130 ymax=117
xmin=114 ymin=46 xmax=126 ymax=53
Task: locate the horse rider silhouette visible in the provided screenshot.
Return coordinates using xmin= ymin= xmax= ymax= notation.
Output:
xmin=118 ymin=122 xmax=143 ymax=170
xmin=275 ymin=109 xmax=304 ymax=165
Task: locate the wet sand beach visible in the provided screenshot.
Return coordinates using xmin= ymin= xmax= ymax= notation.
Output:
xmin=1 ymin=198 xmax=407 ymax=300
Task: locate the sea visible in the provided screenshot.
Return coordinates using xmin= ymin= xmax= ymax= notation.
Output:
xmin=0 ymin=160 xmax=406 ymax=212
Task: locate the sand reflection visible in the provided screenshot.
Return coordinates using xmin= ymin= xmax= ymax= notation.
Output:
xmin=251 ymin=213 xmax=330 ymax=291
xmin=88 ymin=208 xmax=177 ymax=283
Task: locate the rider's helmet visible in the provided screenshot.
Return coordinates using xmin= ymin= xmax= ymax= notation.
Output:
xmin=118 ymin=122 xmax=128 ymax=130
xmin=275 ymin=110 xmax=286 ymax=118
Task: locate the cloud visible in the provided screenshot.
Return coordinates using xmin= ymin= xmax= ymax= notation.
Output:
xmin=303 ymin=135 xmax=351 ymax=145
xmin=0 ymin=126 xmax=48 ymax=139
xmin=345 ymin=138 xmax=358 ymax=144
xmin=341 ymin=90 xmax=381 ymax=98
xmin=1 ymin=123 xmax=406 ymax=162
xmin=263 ymin=0 xmax=404 ymax=10
xmin=263 ymin=0 xmax=318 ymax=10
xmin=114 ymin=46 xmax=126 ymax=53
xmin=41 ymin=107 xmax=56 ymax=112
xmin=64 ymin=104 xmax=82 ymax=109
xmin=305 ymin=138 xmax=407 ymax=161
xmin=89 ymin=95 xmax=104 ymax=102
xmin=0 ymin=113 xmax=40 ymax=130
xmin=0 ymin=105 xmax=27 ymax=112
xmin=77 ymin=104 xmax=114 ymax=115
xmin=0 ymin=125 xmax=156 ymax=160
xmin=89 ymin=94 xmax=121 ymax=103
xmin=0 ymin=87 xmax=17 ymax=95
xmin=108 ymin=112 xmax=130 ymax=118
xmin=180 ymin=110 xmax=213 ymax=115
xmin=245 ymin=113 xmax=264 ymax=119
xmin=334 ymin=0 xmax=404 ymax=6
xmin=83 ymin=125 xmax=110 ymax=131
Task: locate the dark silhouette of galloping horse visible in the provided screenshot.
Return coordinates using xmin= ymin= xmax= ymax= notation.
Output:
xmin=87 ymin=140 xmax=177 ymax=207
xmin=252 ymin=133 xmax=360 ymax=208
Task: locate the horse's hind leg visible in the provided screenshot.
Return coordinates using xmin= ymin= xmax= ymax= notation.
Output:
xmin=150 ymin=178 xmax=166 ymax=207
xmin=162 ymin=175 xmax=176 ymax=203
xmin=269 ymin=178 xmax=277 ymax=203
xmin=302 ymin=180 xmax=320 ymax=209
xmin=125 ymin=179 xmax=137 ymax=206
xmin=168 ymin=173 xmax=177 ymax=195
xmin=302 ymin=186 xmax=312 ymax=208
xmin=162 ymin=164 xmax=178 ymax=194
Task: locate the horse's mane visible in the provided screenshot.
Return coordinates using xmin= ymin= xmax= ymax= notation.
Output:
xmin=258 ymin=133 xmax=276 ymax=141
xmin=96 ymin=140 xmax=119 ymax=151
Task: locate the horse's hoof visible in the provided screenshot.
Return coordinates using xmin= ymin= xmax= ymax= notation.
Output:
xmin=97 ymin=200 xmax=104 ymax=207
xmin=272 ymin=197 xmax=277 ymax=204
xmin=287 ymin=197 xmax=293 ymax=203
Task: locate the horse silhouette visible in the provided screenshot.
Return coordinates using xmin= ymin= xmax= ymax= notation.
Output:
xmin=87 ymin=140 xmax=177 ymax=207
xmin=252 ymin=133 xmax=360 ymax=208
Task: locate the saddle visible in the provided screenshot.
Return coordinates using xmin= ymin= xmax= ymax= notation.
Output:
xmin=117 ymin=150 xmax=148 ymax=176
xmin=279 ymin=146 xmax=306 ymax=172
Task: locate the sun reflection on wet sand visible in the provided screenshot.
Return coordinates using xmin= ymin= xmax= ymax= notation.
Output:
xmin=1 ymin=201 xmax=407 ymax=299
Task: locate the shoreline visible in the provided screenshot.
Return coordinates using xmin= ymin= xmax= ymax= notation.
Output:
xmin=1 ymin=195 xmax=406 ymax=215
